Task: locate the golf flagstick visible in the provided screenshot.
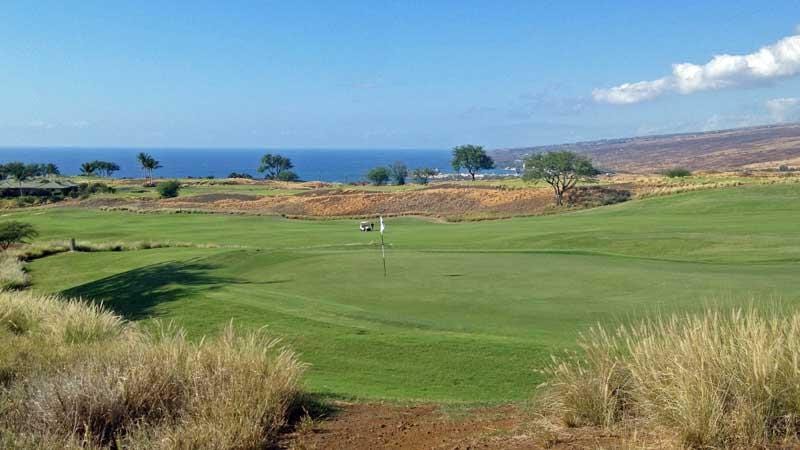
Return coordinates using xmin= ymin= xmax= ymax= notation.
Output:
xmin=379 ymin=216 xmax=387 ymax=277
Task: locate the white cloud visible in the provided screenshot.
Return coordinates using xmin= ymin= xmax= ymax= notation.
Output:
xmin=594 ymin=29 xmax=800 ymax=104
xmin=766 ymin=97 xmax=800 ymax=122
xmin=592 ymin=78 xmax=671 ymax=104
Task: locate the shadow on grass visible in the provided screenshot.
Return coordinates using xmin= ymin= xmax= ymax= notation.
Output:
xmin=61 ymin=260 xmax=238 ymax=320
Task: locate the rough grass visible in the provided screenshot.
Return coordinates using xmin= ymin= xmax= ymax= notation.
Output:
xmin=540 ymin=307 xmax=800 ymax=448
xmin=10 ymin=240 xmax=225 ymax=261
xmin=0 ymin=290 xmax=305 ymax=449
xmin=0 ymin=255 xmax=28 ymax=290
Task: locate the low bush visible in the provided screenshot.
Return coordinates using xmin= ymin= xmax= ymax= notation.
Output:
xmin=664 ymin=167 xmax=692 ymax=178
xmin=275 ymin=170 xmax=300 ymax=182
xmin=156 ymin=180 xmax=181 ymax=198
xmin=565 ymin=186 xmax=631 ymax=207
xmin=73 ymin=182 xmax=116 ymax=199
xmin=540 ymin=307 xmax=800 ymax=448
xmin=0 ymin=290 xmax=305 ymax=449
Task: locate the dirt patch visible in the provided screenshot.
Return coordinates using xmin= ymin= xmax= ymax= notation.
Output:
xmin=282 ymin=402 xmax=623 ymax=449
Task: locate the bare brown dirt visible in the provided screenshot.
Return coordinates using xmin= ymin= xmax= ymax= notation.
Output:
xmin=282 ymin=402 xmax=623 ymax=449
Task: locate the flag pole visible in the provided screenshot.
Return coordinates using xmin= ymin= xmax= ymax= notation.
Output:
xmin=379 ymin=216 xmax=387 ymax=277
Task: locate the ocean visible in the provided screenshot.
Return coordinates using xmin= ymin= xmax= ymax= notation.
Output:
xmin=0 ymin=148 xmax=461 ymax=182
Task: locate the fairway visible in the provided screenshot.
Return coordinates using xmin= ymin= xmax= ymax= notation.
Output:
xmin=16 ymin=183 xmax=800 ymax=402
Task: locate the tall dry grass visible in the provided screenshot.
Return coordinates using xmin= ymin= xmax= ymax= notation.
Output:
xmin=8 ymin=240 xmax=227 ymax=263
xmin=0 ymin=290 xmax=305 ymax=449
xmin=541 ymin=307 xmax=800 ymax=448
xmin=0 ymin=255 xmax=28 ymax=290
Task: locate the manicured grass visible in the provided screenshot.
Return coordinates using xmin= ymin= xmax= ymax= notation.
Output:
xmin=15 ymin=183 xmax=800 ymax=402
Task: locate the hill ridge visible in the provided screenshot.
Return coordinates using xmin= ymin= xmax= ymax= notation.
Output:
xmin=492 ymin=122 xmax=800 ymax=173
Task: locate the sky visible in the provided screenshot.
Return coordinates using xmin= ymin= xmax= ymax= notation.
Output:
xmin=2 ymin=1 xmax=800 ymax=149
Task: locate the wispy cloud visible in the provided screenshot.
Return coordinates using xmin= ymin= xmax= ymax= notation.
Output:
xmin=1 ymin=120 xmax=90 ymax=130
xmin=766 ymin=97 xmax=800 ymax=122
xmin=594 ymin=28 xmax=800 ymax=104
xmin=68 ymin=120 xmax=91 ymax=129
xmin=26 ymin=120 xmax=55 ymax=129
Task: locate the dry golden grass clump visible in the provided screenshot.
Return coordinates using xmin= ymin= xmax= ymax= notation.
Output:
xmin=0 ymin=290 xmax=305 ymax=449
xmin=8 ymin=240 xmax=224 ymax=262
xmin=541 ymin=307 xmax=800 ymax=448
xmin=0 ymin=255 xmax=29 ymax=290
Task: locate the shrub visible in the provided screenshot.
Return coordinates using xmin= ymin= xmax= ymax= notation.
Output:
xmin=275 ymin=170 xmax=300 ymax=182
xmin=565 ymin=186 xmax=631 ymax=207
xmin=664 ymin=167 xmax=692 ymax=178
xmin=73 ymin=182 xmax=116 ymax=199
xmin=541 ymin=307 xmax=800 ymax=448
xmin=0 ymin=290 xmax=305 ymax=448
xmin=156 ymin=180 xmax=181 ymax=198
xmin=12 ymin=196 xmax=46 ymax=207
xmin=227 ymin=172 xmax=253 ymax=179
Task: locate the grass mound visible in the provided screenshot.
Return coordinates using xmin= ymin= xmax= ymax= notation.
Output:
xmin=0 ymin=290 xmax=305 ymax=449
xmin=541 ymin=307 xmax=800 ymax=448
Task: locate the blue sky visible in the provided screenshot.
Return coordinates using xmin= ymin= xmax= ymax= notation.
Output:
xmin=2 ymin=1 xmax=800 ymax=149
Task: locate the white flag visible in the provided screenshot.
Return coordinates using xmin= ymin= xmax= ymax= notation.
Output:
xmin=379 ymin=216 xmax=385 ymax=234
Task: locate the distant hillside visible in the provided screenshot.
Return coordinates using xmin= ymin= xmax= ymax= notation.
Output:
xmin=492 ymin=123 xmax=800 ymax=173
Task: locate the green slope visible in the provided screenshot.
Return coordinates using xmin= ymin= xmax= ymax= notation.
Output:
xmin=17 ymin=183 xmax=800 ymax=402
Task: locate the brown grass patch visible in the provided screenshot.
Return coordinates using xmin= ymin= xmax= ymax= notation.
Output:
xmin=540 ymin=306 xmax=800 ymax=448
xmin=0 ymin=291 xmax=305 ymax=449
xmin=153 ymin=185 xmax=630 ymax=219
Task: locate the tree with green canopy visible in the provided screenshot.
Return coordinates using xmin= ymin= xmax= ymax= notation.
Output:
xmin=412 ymin=167 xmax=438 ymax=185
xmin=258 ymin=153 xmax=294 ymax=180
xmin=523 ymin=150 xmax=597 ymax=206
xmin=389 ymin=161 xmax=408 ymax=185
xmin=0 ymin=221 xmax=38 ymax=250
xmin=451 ymin=145 xmax=494 ymax=181
xmin=366 ymin=167 xmax=391 ymax=186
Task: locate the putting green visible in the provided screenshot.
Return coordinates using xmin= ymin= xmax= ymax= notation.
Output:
xmin=18 ymin=183 xmax=800 ymax=402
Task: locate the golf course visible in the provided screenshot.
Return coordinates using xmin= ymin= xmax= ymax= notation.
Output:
xmin=9 ymin=181 xmax=800 ymax=403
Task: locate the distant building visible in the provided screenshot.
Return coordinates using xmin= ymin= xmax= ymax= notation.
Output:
xmin=0 ymin=178 xmax=79 ymax=197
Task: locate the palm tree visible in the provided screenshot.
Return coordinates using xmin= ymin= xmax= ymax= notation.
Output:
xmin=136 ymin=152 xmax=149 ymax=181
xmin=80 ymin=162 xmax=96 ymax=177
xmin=137 ymin=152 xmax=161 ymax=185
xmin=4 ymin=162 xmax=31 ymax=197
xmin=44 ymin=163 xmax=60 ymax=180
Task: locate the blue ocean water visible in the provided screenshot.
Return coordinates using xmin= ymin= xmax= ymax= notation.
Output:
xmin=0 ymin=148 xmax=459 ymax=182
